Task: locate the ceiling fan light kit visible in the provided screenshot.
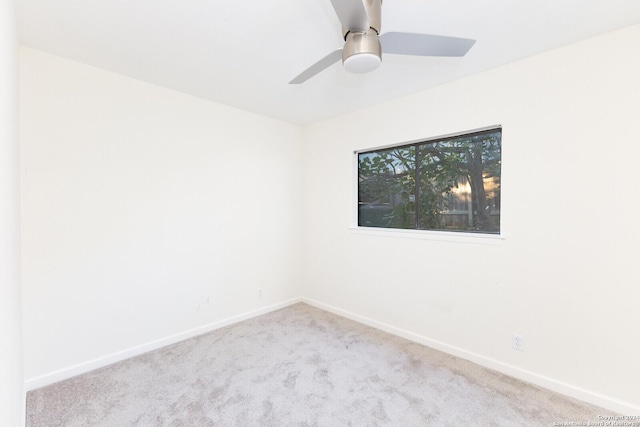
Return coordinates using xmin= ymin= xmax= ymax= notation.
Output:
xmin=289 ymin=0 xmax=476 ymax=84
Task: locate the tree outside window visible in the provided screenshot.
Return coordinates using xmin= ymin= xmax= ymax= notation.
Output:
xmin=358 ymin=129 xmax=501 ymax=234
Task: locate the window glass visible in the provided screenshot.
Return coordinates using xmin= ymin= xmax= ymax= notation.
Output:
xmin=358 ymin=128 xmax=501 ymax=234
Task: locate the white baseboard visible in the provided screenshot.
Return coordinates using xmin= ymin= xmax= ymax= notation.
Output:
xmin=24 ymin=298 xmax=302 ymax=391
xmin=25 ymin=296 xmax=638 ymax=415
xmin=302 ymin=297 xmax=639 ymax=415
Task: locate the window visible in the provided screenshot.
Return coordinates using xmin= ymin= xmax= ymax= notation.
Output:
xmin=358 ymin=128 xmax=501 ymax=234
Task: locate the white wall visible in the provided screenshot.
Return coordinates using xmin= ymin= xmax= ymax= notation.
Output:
xmin=20 ymin=47 xmax=303 ymax=386
xmin=302 ymin=24 xmax=640 ymax=413
xmin=1 ymin=0 xmax=24 ymax=425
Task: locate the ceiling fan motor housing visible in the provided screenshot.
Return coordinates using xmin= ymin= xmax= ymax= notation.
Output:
xmin=341 ymin=0 xmax=382 ymax=73
xmin=342 ymin=29 xmax=382 ymax=73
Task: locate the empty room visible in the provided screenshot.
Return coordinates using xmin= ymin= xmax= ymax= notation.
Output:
xmin=2 ymin=0 xmax=640 ymax=425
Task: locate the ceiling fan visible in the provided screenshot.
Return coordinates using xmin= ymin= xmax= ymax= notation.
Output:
xmin=289 ymin=0 xmax=476 ymax=84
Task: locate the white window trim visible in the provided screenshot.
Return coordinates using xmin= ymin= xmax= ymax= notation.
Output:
xmin=348 ymin=225 xmax=505 ymax=245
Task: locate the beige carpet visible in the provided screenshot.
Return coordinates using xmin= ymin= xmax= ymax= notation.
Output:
xmin=27 ymin=303 xmax=612 ymax=426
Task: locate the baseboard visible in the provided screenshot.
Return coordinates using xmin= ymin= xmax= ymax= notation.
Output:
xmin=24 ymin=297 xmax=302 ymax=391
xmin=302 ymin=297 xmax=639 ymax=415
xmin=25 ymin=296 xmax=639 ymax=414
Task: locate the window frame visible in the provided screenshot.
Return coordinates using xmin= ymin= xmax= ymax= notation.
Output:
xmin=352 ymin=126 xmax=504 ymax=242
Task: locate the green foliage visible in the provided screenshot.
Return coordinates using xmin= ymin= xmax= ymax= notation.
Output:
xmin=358 ymin=131 xmax=501 ymax=232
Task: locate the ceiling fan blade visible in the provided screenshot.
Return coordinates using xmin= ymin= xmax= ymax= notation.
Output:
xmin=289 ymin=49 xmax=343 ymax=84
xmin=379 ymin=32 xmax=476 ymax=57
xmin=329 ymin=0 xmax=369 ymax=33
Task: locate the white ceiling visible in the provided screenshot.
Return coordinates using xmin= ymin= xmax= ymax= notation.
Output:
xmin=16 ymin=0 xmax=640 ymax=125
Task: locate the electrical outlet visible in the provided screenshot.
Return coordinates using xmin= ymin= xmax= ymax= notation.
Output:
xmin=258 ymin=288 xmax=263 ymax=299
xmin=512 ymin=333 xmax=525 ymax=351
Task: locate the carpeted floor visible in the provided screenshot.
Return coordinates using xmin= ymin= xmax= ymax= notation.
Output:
xmin=27 ymin=303 xmax=612 ymax=426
